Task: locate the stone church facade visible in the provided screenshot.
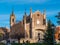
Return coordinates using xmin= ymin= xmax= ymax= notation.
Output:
xmin=10 ymin=8 xmax=47 ymax=43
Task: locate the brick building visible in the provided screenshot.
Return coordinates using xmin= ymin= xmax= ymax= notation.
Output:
xmin=55 ymin=26 xmax=60 ymax=43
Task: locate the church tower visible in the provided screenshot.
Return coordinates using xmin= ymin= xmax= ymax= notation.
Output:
xmin=30 ymin=8 xmax=32 ymax=38
xmin=43 ymin=9 xmax=46 ymax=25
xmin=30 ymin=8 xmax=32 ymax=18
xmin=43 ymin=9 xmax=46 ymax=19
xmin=10 ymin=9 xmax=15 ymax=27
xmin=23 ymin=9 xmax=27 ymax=38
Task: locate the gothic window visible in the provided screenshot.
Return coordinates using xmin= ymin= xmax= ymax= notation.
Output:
xmin=37 ymin=14 xmax=39 ymax=16
xmin=37 ymin=19 xmax=40 ymax=25
xmin=43 ymin=19 xmax=46 ymax=25
xmin=38 ymin=33 xmax=40 ymax=41
xmin=37 ymin=20 xmax=40 ymax=24
xmin=58 ymin=34 xmax=60 ymax=40
xmin=12 ymin=18 xmax=14 ymax=22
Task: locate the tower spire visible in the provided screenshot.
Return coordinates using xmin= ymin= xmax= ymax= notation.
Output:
xmin=11 ymin=7 xmax=14 ymax=16
xmin=10 ymin=7 xmax=15 ymax=26
xmin=25 ymin=9 xmax=26 ymax=15
xmin=30 ymin=7 xmax=32 ymax=18
xmin=43 ymin=9 xmax=46 ymax=15
xmin=43 ymin=9 xmax=46 ymax=19
xmin=30 ymin=7 xmax=32 ymax=14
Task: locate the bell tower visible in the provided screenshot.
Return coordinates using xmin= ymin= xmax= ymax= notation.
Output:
xmin=23 ymin=9 xmax=27 ymax=38
xmin=43 ymin=9 xmax=46 ymax=25
xmin=10 ymin=9 xmax=15 ymax=27
xmin=30 ymin=8 xmax=32 ymax=38
xmin=43 ymin=9 xmax=46 ymax=19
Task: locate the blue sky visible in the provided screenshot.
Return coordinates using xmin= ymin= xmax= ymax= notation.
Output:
xmin=0 ymin=0 xmax=60 ymax=28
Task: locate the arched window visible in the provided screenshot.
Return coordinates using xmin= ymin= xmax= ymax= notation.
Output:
xmin=38 ymin=33 xmax=40 ymax=41
xmin=43 ymin=19 xmax=46 ymax=25
xmin=37 ymin=14 xmax=39 ymax=16
xmin=58 ymin=34 xmax=60 ymax=40
xmin=12 ymin=18 xmax=14 ymax=22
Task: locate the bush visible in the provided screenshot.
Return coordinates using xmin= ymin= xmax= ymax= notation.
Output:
xmin=0 ymin=43 xmax=5 ymax=45
xmin=11 ymin=43 xmax=60 ymax=45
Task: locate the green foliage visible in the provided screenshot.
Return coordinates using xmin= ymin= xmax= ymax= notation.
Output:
xmin=0 ymin=33 xmax=3 ymax=37
xmin=55 ymin=12 xmax=60 ymax=25
xmin=11 ymin=43 xmax=46 ymax=45
xmin=44 ymin=20 xmax=55 ymax=45
xmin=0 ymin=43 xmax=59 ymax=45
xmin=11 ymin=43 xmax=60 ymax=45
xmin=0 ymin=43 xmax=5 ymax=45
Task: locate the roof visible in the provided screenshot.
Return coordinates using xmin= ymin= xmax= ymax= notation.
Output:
xmin=10 ymin=21 xmax=24 ymax=35
xmin=0 ymin=27 xmax=9 ymax=34
xmin=33 ymin=10 xmax=43 ymax=15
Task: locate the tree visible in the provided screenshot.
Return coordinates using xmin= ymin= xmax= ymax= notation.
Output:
xmin=16 ymin=33 xmax=24 ymax=43
xmin=5 ymin=32 xmax=9 ymax=42
xmin=55 ymin=12 xmax=60 ymax=25
xmin=44 ymin=20 xmax=55 ymax=45
xmin=10 ymin=21 xmax=25 ymax=43
xmin=0 ymin=33 xmax=3 ymax=41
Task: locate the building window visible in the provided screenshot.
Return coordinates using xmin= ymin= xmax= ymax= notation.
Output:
xmin=38 ymin=33 xmax=40 ymax=41
xmin=43 ymin=19 xmax=46 ymax=25
xmin=58 ymin=34 xmax=60 ymax=40
xmin=37 ymin=20 xmax=40 ymax=24
xmin=37 ymin=14 xmax=39 ymax=16
xmin=12 ymin=18 xmax=14 ymax=22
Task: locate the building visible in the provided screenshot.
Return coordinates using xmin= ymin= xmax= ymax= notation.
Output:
xmin=0 ymin=27 xmax=9 ymax=41
xmin=10 ymin=10 xmax=24 ymax=39
xmin=10 ymin=8 xmax=47 ymax=43
xmin=55 ymin=26 xmax=60 ymax=43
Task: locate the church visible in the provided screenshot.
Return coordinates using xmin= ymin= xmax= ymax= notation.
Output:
xmin=10 ymin=8 xmax=47 ymax=43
